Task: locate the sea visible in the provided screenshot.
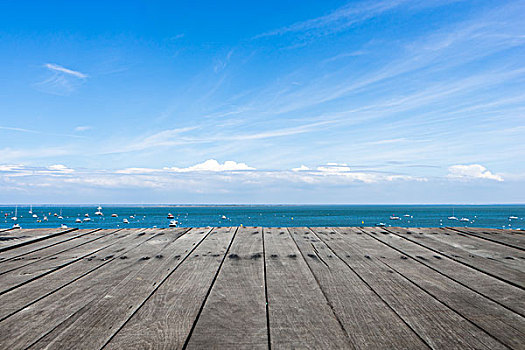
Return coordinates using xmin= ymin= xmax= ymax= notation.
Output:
xmin=1 ymin=205 xmax=523 ymax=230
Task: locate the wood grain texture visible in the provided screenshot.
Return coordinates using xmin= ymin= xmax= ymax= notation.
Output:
xmin=0 ymin=228 xmax=178 ymax=349
xmin=315 ymin=227 xmax=506 ymax=350
xmin=289 ymin=227 xmax=428 ymax=349
xmin=433 ymin=228 xmax=525 ymax=272
xmin=387 ymin=227 xmax=525 ymax=289
xmin=186 ymin=226 xmax=268 ymax=349
xmin=369 ymin=227 xmax=525 ymax=317
xmin=30 ymin=228 xmax=197 ymax=349
xmin=450 ymin=227 xmax=525 ymax=251
xmin=264 ymin=227 xmax=352 ymax=349
xmin=357 ymin=227 xmax=525 ymax=349
xmin=0 ymin=229 xmax=101 ymax=263
xmin=0 ymin=228 xmax=76 ymax=252
xmin=0 ymin=229 xmax=110 ymax=275
xmin=0 ymin=227 xmax=522 ymax=349
xmin=0 ymin=229 xmax=129 ymax=295
xmin=0 ymin=229 xmax=156 ymax=321
xmin=104 ymin=227 xmax=234 ymax=350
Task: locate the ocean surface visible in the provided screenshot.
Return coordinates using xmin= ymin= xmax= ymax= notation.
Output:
xmin=1 ymin=205 xmax=523 ymax=230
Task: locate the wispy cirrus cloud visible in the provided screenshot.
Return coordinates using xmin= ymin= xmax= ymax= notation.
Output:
xmin=34 ymin=63 xmax=88 ymax=95
xmin=44 ymin=63 xmax=88 ymax=78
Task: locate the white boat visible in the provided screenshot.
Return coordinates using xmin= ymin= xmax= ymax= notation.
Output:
xmin=130 ymin=215 xmax=135 ymax=219
xmin=53 ymin=213 xmax=58 ymax=217
xmin=509 ymin=216 xmax=518 ymax=220
xmin=167 ymin=213 xmax=174 ymax=219
xmin=12 ymin=223 xmax=21 ymax=229
xmin=29 ymin=205 xmax=33 ymax=214
xmin=221 ymin=215 xmax=227 ymax=220
xmin=460 ymin=217 xmax=469 ymax=222
xmin=448 ymin=208 xmax=458 ymax=220
xmin=58 ymin=215 xmax=63 ymax=220
xmin=83 ymin=217 xmax=91 ymax=222
xmin=111 ymin=213 xmax=118 ymax=217
xmin=43 ymin=216 xmax=48 ymax=221
xmin=169 ymin=220 xmax=178 ymax=227
xmin=32 ymin=213 xmax=38 ymax=218
xmin=97 ymin=206 xmax=102 ymax=211
xmin=75 ymin=218 xmax=82 ymax=223
xmin=84 ymin=213 xmax=90 ymax=217
xmin=11 ymin=206 xmax=18 ymax=221
xmin=123 ymin=218 xmax=129 ymax=224
xmin=95 ymin=211 xmax=103 ymax=216
xmin=403 ymin=214 xmax=410 ymax=217
xmin=61 ymin=224 xmax=68 ymax=228
xmin=389 ymin=215 xmax=400 ymax=220
xmin=376 ymin=223 xmax=386 ymax=227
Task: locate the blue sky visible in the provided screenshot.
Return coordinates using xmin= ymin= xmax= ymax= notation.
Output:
xmin=0 ymin=0 xmax=524 ymax=204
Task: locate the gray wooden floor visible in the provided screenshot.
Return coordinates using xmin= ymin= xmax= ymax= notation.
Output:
xmin=0 ymin=226 xmax=524 ymax=349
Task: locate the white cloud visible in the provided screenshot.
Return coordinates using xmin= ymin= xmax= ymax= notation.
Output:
xmin=292 ymin=165 xmax=310 ymax=171
xmin=165 ymin=159 xmax=255 ymax=172
xmin=44 ymin=63 xmax=87 ymax=78
xmin=47 ymin=164 xmax=74 ymax=173
xmin=447 ymin=164 xmax=503 ymax=182
xmin=74 ymin=126 xmax=92 ymax=132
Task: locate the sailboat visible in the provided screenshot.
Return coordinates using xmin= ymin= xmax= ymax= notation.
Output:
xmin=11 ymin=206 xmax=18 ymax=221
xmin=448 ymin=208 xmax=458 ymax=220
xmin=58 ymin=209 xmax=63 ymax=220
xmin=29 ymin=204 xmax=33 ymax=214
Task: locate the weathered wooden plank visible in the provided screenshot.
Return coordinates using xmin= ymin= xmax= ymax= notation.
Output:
xmin=289 ymin=227 xmax=428 ymax=349
xmin=368 ymin=227 xmax=525 ymax=317
xmin=0 ymin=228 xmax=159 ymax=321
xmin=0 ymin=229 xmax=110 ymax=274
xmin=0 ymin=229 xmax=129 ymax=295
xmin=0 ymin=228 xmax=186 ymax=349
xmin=356 ymin=227 xmax=525 ymax=349
xmin=30 ymin=227 xmax=207 ymax=349
xmin=386 ymin=227 xmax=525 ymax=289
xmin=186 ymin=226 xmax=267 ymax=349
xmin=104 ymin=227 xmax=235 ymax=350
xmin=314 ymin=227 xmax=506 ymax=350
xmin=0 ymin=228 xmax=77 ymax=252
xmin=432 ymin=228 xmax=525 ymax=272
xmin=450 ymin=227 xmax=525 ymax=251
xmin=0 ymin=228 xmax=101 ymax=262
xmin=264 ymin=227 xmax=352 ymax=349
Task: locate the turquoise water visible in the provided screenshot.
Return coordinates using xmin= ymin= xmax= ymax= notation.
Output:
xmin=1 ymin=205 xmax=523 ymax=230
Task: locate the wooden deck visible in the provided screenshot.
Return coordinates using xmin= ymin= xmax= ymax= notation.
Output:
xmin=0 ymin=227 xmax=523 ymax=349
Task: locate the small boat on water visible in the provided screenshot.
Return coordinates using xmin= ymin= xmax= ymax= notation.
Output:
xmin=169 ymin=220 xmax=178 ymax=227
xmin=29 ymin=205 xmax=33 ymax=214
xmin=53 ymin=213 xmax=58 ymax=217
xmin=460 ymin=217 xmax=470 ymax=222
xmin=221 ymin=215 xmax=227 ymax=220
xmin=97 ymin=206 xmax=102 ymax=211
xmin=83 ymin=217 xmax=91 ymax=222
xmin=75 ymin=218 xmax=82 ymax=223
xmin=376 ymin=223 xmax=386 ymax=227
xmin=95 ymin=211 xmax=103 ymax=216
xmin=32 ymin=213 xmax=38 ymax=218
xmin=43 ymin=216 xmax=48 ymax=221
xmin=12 ymin=223 xmax=21 ymax=229
xmin=84 ymin=213 xmax=89 ymax=217
xmin=448 ymin=208 xmax=458 ymax=220
xmin=11 ymin=206 xmax=18 ymax=221
xmin=389 ymin=215 xmax=400 ymax=220
xmin=509 ymin=216 xmax=518 ymax=220
xmin=167 ymin=213 xmax=174 ymax=219
xmin=61 ymin=224 xmax=68 ymax=229
xmin=123 ymin=218 xmax=129 ymax=224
